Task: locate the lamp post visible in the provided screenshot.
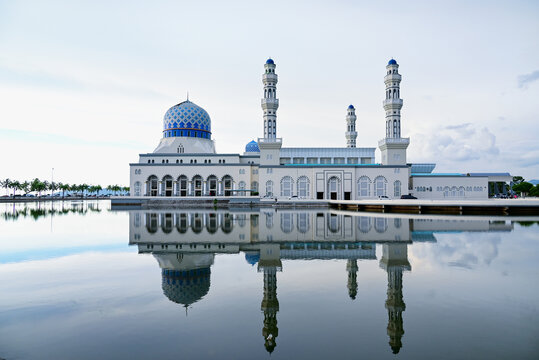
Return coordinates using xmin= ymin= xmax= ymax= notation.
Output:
xmin=51 ymin=168 xmax=54 ymax=196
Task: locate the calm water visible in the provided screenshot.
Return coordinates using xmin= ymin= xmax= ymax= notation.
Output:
xmin=0 ymin=201 xmax=538 ymax=359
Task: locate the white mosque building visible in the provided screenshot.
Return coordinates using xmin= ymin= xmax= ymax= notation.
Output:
xmin=129 ymin=59 xmax=510 ymax=200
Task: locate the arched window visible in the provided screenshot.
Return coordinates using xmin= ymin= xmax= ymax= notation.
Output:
xmin=266 ymin=180 xmax=274 ymax=197
xmin=178 ymin=175 xmax=188 ymax=196
xmin=374 ymin=176 xmax=387 ymax=197
xmin=207 ymin=175 xmax=218 ymax=196
xmin=176 ymin=213 xmax=188 ymax=233
xmin=191 ymin=213 xmax=203 ymax=233
xmin=146 ymin=213 xmax=158 ymax=233
xmin=134 ymin=181 xmax=141 ymax=196
xmin=459 ymin=186 xmax=465 ymax=197
xmin=238 ymin=181 xmax=246 ymax=196
xmin=358 ymin=176 xmax=371 ymax=197
xmin=443 ymin=186 xmax=450 ymax=197
xmin=161 ymin=213 xmax=173 ymax=233
xmin=192 ymin=175 xmax=203 ymax=196
xmin=374 ymin=217 xmax=388 ymax=233
xmin=358 ymin=216 xmax=371 ymax=233
xmin=222 ymin=175 xmax=233 ymax=196
xmin=280 ymin=176 xmax=293 ymax=197
xmin=297 ymin=213 xmax=309 ymax=233
xmin=297 ymin=176 xmax=310 ymax=198
xmin=280 ymin=213 xmax=293 ymax=233
xmin=328 ymin=214 xmax=340 ymax=233
xmin=162 ymin=175 xmax=173 ymax=197
xmin=394 ymin=180 xmax=401 ymax=198
xmin=206 ymin=213 xmax=218 ymax=234
xmin=147 ymin=175 xmax=158 ymax=196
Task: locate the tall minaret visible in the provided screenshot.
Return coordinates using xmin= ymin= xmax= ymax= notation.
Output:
xmin=380 ymin=243 xmax=411 ymax=354
xmin=258 ymin=59 xmax=282 ymax=167
xmin=379 ymin=59 xmax=409 ymax=165
xmin=345 ymin=105 xmax=357 ymax=148
xmin=384 ymin=59 xmax=402 ymax=138
xmin=258 ymin=243 xmax=282 ymax=354
xmin=346 ymin=259 xmax=358 ymax=300
xmin=262 ymin=58 xmax=279 ymax=140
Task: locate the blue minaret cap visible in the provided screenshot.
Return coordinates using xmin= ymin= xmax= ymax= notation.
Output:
xmin=388 ymin=59 xmax=397 ymax=65
xmin=348 ymin=104 xmax=355 ymax=109
xmin=266 ymin=58 xmax=274 ymax=64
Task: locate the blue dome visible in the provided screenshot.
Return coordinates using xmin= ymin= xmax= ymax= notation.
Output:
xmin=388 ymin=59 xmax=397 ymax=65
xmin=348 ymin=104 xmax=355 ymax=109
xmin=245 ymin=140 xmax=260 ymax=153
xmin=162 ymin=100 xmax=212 ymax=140
xmin=266 ymin=58 xmax=274 ymax=64
xmin=245 ymin=252 xmax=260 ymax=266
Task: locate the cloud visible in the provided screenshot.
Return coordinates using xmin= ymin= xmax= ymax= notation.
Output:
xmin=517 ymin=70 xmax=539 ymax=89
xmin=411 ymin=123 xmax=500 ymax=162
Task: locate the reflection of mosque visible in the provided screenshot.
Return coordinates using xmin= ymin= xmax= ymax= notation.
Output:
xmin=129 ymin=210 xmax=512 ymax=354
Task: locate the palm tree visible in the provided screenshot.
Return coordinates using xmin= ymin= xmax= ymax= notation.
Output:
xmin=95 ymin=185 xmax=102 ymax=197
xmin=81 ymin=184 xmax=89 ymax=198
xmin=1 ymin=178 xmax=11 ymax=196
xmin=59 ymin=183 xmax=70 ymax=198
xmin=11 ymin=180 xmax=21 ymax=196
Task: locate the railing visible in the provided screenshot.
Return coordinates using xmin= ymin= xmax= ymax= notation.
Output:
xmin=383 ymin=99 xmax=403 ymax=106
xmin=378 ymin=137 xmax=410 ymax=146
xmin=258 ymin=137 xmax=283 ymax=143
xmin=261 ymin=98 xmax=279 ymax=106
xmin=263 ymin=73 xmax=278 ymax=82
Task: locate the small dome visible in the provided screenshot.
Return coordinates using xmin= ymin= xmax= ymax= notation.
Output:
xmin=244 ymin=252 xmax=260 ymax=266
xmin=388 ymin=59 xmax=397 ymax=65
xmin=266 ymin=58 xmax=275 ymax=64
xmin=245 ymin=140 xmax=260 ymax=153
xmin=162 ymin=100 xmax=212 ymax=140
xmin=348 ymin=105 xmax=355 ymax=109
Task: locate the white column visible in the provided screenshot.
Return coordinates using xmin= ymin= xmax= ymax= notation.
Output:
xmin=203 ymin=181 xmax=208 ymax=196
xmin=144 ymin=182 xmax=148 ymax=196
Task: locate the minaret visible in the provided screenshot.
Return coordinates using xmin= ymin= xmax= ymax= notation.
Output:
xmin=378 ymin=59 xmax=409 ymax=165
xmin=262 ymin=58 xmax=279 ymax=140
xmin=258 ymin=59 xmax=282 ymax=167
xmin=258 ymin=243 xmax=282 ymax=354
xmin=346 ymin=259 xmax=358 ymax=300
xmin=380 ymin=243 xmax=411 ymax=354
xmin=345 ymin=105 xmax=357 ymax=148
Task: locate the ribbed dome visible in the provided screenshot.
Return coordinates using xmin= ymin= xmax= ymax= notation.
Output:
xmin=163 ymin=100 xmax=212 ymax=140
xmin=388 ymin=59 xmax=397 ymax=65
xmin=245 ymin=140 xmax=260 ymax=153
xmin=161 ymin=268 xmax=211 ymax=306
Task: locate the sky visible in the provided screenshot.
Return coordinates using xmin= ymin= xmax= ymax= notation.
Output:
xmin=0 ymin=0 xmax=538 ymax=186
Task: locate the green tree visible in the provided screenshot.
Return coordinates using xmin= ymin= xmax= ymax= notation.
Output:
xmin=59 ymin=183 xmax=70 ymax=198
xmin=20 ymin=181 xmax=30 ymax=195
xmin=10 ymin=180 xmax=21 ymax=196
xmin=512 ymin=176 xmax=524 ymax=184
xmin=30 ymin=178 xmax=46 ymax=197
xmin=530 ymin=185 xmax=539 ymax=197
xmin=513 ymin=181 xmax=533 ymax=195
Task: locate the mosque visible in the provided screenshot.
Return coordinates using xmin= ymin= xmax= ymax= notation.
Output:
xmin=129 ymin=59 xmax=511 ymax=200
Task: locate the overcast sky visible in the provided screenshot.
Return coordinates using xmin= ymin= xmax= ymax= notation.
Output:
xmin=1 ymin=0 xmax=538 ymax=186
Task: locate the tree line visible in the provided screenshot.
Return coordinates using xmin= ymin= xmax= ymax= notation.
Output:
xmin=1 ymin=178 xmax=129 ymax=197
xmin=512 ymin=176 xmax=539 ymax=197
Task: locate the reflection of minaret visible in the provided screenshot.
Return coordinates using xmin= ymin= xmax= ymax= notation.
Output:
xmin=346 ymin=259 xmax=358 ymax=300
xmin=379 ymin=244 xmax=411 ymax=354
xmin=258 ymin=244 xmax=282 ymax=354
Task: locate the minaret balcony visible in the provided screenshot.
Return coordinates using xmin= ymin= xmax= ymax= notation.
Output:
xmin=263 ymin=73 xmax=278 ymax=82
xmin=383 ymin=99 xmax=403 ymax=107
xmin=262 ymin=98 xmax=279 ymax=107
xmin=384 ymin=74 xmax=402 ymax=82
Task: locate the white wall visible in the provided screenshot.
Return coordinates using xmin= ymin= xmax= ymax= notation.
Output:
xmin=411 ymin=176 xmax=488 ymax=200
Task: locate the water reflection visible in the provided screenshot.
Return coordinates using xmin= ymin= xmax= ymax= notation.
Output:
xmin=128 ymin=210 xmax=515 ymax=354
xmin=1 ymin=201 xmax=102 ymax=221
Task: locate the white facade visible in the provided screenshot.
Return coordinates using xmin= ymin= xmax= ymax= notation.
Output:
xmin=129 ymin=58 xmax=494 ymax=201
xmin=411 ymin=175 xmax=488 ymax=200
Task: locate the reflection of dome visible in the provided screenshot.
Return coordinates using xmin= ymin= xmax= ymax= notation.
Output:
xmin=162 ymin=268 xmax=211 ymax=306
xmin=163 ymin=100 xmax=212 ymax=140
xmin=244 ymin=251 xmax=260 ymax=266
xmin=388 ymin=59 xmax=397 ymax=65
xmin=245 ymin=140 xmax=260 ymax=153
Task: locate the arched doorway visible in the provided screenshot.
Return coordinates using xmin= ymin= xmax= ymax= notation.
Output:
xmin=327 ymin=176 xmax=341 ymax=200
xmin=207 ymin=175 xmax=218 ymax=196
xmin=162 ymin=175 xmax=173 ymax=197
xmin=147 ymin=176 xmax=158 ymax=196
